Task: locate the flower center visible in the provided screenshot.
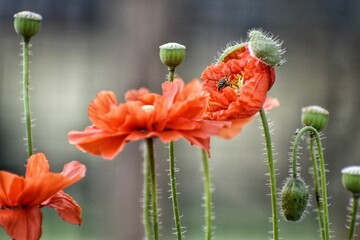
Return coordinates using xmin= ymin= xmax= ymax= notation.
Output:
xmin=141 ymin=105 xmax=155 ymax=112
xmin=228 ymin=74 xmax=244 ymax=94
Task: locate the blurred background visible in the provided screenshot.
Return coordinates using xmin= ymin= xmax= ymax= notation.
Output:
xmin=0 ymin=0 xmax=359 ymax=239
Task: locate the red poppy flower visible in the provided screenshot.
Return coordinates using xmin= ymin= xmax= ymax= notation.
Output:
xmin=0 ymin=153 xmax=86 ymax=240
xmin=68 ymin=79 xmax=230 ymax=159
xmin=201 ymin=44 xmax=280 ymax=138
xmin=201 ymin=44 xmax=276 ymax=120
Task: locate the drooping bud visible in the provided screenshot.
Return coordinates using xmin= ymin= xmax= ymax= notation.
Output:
xmin=159 ymin=42 xmax=186 ymax=70
xmin=14 ymin=11 xmax=42 ymax=43
xmin=342 ymin=166 xmax=360 ymax=195
xmin=301 ymin=105 xmax=329 ymax=132
xmin=281 ymin=178 xmax=309 ymax=221
xmin=248 ymin=29 xmax=284 ymax=66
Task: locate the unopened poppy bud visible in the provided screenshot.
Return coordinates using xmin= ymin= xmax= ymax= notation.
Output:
xmin=159 ymin=43 xmax=186 ymax=70
xmin=281 ymin=178 xmax=309 ymax=221
xmin=14 ymin=11 xmax=42 ymax=42
xmin=342 ymin=166 xmax=360 ymax=195
xmin=248 ymin=29 xmax=284 ymax=66
xmin=301 ymin=105 xmax=329 ymax=132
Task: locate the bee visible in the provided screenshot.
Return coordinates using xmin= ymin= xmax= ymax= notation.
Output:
xmin=217 ymin=78 xmax=231 ymax=91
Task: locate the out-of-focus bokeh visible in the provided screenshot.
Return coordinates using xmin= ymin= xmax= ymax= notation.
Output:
xmin=0 ymin=1 xmax=359 ymax=239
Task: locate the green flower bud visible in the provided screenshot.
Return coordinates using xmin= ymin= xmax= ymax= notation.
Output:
xmin=281 ymin=178 xmax=309 ymax=221
xmin=248 ymin=29 xmax=284 ymax=66
xmin=14 ymin=11 xmax=42 ymax=42
xmin=342 ymin=166 xmax=360 ymax=195
xmin=301 ymin=105 xmax=329 ymax=132
xmin=159 ymin=43 xmax=186 ymax=70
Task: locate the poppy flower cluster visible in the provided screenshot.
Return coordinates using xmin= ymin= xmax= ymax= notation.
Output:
xmin=0 ymin=153 xmax=86 ymax=240
xmin=68 ymin=79 xmax=230 ymax=159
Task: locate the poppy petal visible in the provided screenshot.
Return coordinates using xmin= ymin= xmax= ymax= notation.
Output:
xmin=18 ymin=173 xmax=70 ymax=206
xmin=125 ymin=87 xmax=150 ymax=101
xmin=61 ymin=161 xmax=86 ymax=183
xmin=216 ymin=117 xmax=254 ymax=139
xmin=0 ymin=171 xmax=24 ymax=206
xmin=0 ymin=207 xmax=42 ymax=240
xmin=25 ymin=153 xmax=50 ymax=178
xmin=263 ymin=97 xmax=280 ymax=111
xmin=41 ymin=191 xmax=82 ymax=225
xmin=88 ymin=91 xmax=121 ymax=131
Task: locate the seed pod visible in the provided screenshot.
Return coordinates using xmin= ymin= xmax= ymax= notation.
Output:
xmin=159 ymin=42 xmax=186 ymax=70
xmin=281 ymin=178 xmax=309 ymax=221
xmin=342 ymin=166 xmax=360 ymax=195
xmin=301 ymin=105 xmax=329 ymax=132
xmin=14 ymin=11 xmax=42 ymax=42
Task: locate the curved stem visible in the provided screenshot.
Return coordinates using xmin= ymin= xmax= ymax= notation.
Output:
xmin=169 ymin=141 xmax=183 ymax=240
xmin=146 ymin=138 xmax=159 ymax=240
xmin=22 ymin=40 xmax=33 ymax=157
xmin=143 ymin=143 xmax=153 ymax=239
xmin=292 ymin=126 xmax=330 ymax=240
xmin=348 ymin=194 xmax=359 ymax=240
xmin=259 ymin=108 xmax=279 ymax=240
xmin=202 ymin=149 xmax=213 ymax=240
xmin=309 ymin=135 xmax=325 ymax=240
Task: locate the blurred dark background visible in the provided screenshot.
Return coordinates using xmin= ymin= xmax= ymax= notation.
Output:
xmin=0 ymin=0 xmax=359 ymax=239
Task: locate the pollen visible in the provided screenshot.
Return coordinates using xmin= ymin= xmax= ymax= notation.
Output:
xmin=229 ymin=74 xmax=244 ymax=94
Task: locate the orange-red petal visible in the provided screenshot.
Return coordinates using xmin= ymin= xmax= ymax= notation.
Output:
xmin=0 ymin=207 xmax=42 ymax=240
xmin=69 ymin=125 xmax=129 ymax=159
xmin=125 ymin=87 xmax=150 ymax=101
xmin=216 ymin=117 xmax=254 ymax=139
xmin=0 ymin=171 xmax=24 ymax=206
xmin=41 ymin=191 xmax=82 ymax=225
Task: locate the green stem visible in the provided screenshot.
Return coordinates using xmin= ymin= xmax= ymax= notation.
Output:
xmin=348 ymin=194 xmax=359 ymax=240
xmin=22 ymin=40 xmax=33 ymax=157
xmin=202 ymin=149 xmax=212 ymax=240
xmin=169 ymin=141 xmax=183 ymax=240
xmin=146 ymin=138 xmax=159 ymax=240
xmin=309 ymin=135 xmax=325 ymax=240
xmin=143 ymin=142 xmax=153 ymax=239
xmin=259 ymin=108 xmax=279 ymax=240
xmin=292 ymin=126 xmax=330 ymax=240
xmin=168 ymin=68 xmax=175 ymax=82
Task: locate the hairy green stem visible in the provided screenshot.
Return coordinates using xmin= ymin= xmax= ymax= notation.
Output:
xmin=292 ymin=126 xmax=330 ymax=240
xmin=22 ymin=40 xmax=33 ymax=157
xmin=348 ymin=194 xmax=359 ymax=240
xmin=146 ymin=138 xmax=159 ymax=240
xmin=309 ymin=135 xmax=325 ymax=240
xmin=259 ymin=108 xmax=279 ymax=240
xmin=143 ymin=142 xmax=153 ymax=239
xmin=169 ymin=141 xmax=183 ymax=240
xmin=202 ymin=149 xmax=213 ymax=240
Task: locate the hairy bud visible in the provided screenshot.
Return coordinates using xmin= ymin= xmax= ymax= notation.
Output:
xmin=281 ymin=178 xmax=309 ymax=221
